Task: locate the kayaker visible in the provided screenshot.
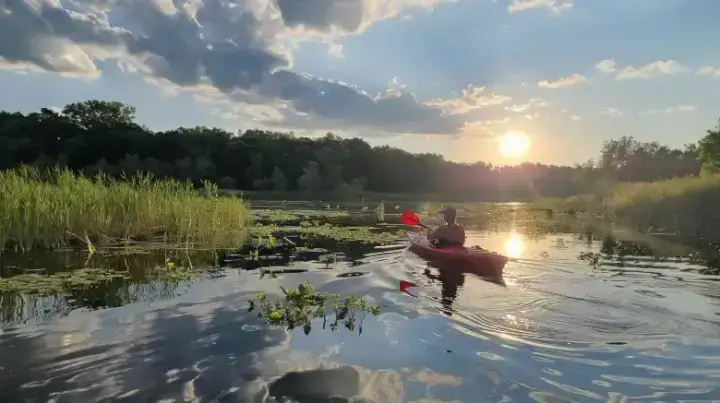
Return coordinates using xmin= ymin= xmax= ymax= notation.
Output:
xmin=427 ymin=206 xmax=466 ymax=247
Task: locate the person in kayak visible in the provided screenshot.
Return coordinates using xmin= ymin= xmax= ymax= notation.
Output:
xmin=427 ymin=206 xmax=466 ymax=247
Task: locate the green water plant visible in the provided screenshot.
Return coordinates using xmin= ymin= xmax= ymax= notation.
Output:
xmin=295 ymin=224 xmax=404 ymax=245
xmin=255 ymin=209 xmax=350 ymax=225
xmin=248 ymin=281 xmax=380 ymax=335
xmin=0 ymin=268 xmax=132 ymax=295
xmin=0 ymin=251 xmax=217 ymax=296
xmin=250 ymin=222 xmax=403 ymax=245
xmin=255 ymin=210 xmax=300 ymax=223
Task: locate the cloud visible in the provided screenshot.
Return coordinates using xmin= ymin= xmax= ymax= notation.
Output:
xmin=459 ymin=117 xmax=511 ymax=137
xmin=508 ymin=0 xmax=572 ymax=13
xmin=594 ymin=59 xmax=617 ymax=74
xmin=0 ymin=0 xmax=126 ymax=78
xmin=504 ymin=97 xmax=547 ymax=112
xmin=424 ymin=85 xmax=512 ymax=115
xmin=697 ymin=66 xmax=720 ymax=78
xmin=600 ymin=107 xmax=622 ymax=117
xmin=0 ymin=0 xmax=484 ymax=136
xmin=639 ymin=104 xmax=696 ymax=116
xmin=537 ymin=73 xmax=586 ymax=88
xmin=275 ymin=0 xmax=455 ymax=34
xmin=594 ymin=59 xmax=685 ymax=80
xmin=327 ymin=42 xmax=345 ymax=58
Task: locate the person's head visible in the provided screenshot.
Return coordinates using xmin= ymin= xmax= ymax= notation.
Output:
xmin=439 ymin=207 xmax=457 ymax=224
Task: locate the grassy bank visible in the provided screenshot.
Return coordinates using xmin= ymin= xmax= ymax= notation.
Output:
xmin=0 ymin=167 xmax=252 ymax=251
xmin=538 ymin=174 xmax=720 ymax=238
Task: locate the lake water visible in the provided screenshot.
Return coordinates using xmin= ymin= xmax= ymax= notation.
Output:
xmin=1 ymin=202 xmax=720 ymax=402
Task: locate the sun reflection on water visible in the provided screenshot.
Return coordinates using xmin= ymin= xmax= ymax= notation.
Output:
xmin=504 ymin=232 xmax=525 ymax=259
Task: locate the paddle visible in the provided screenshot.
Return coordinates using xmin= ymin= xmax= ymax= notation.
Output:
xmin=401 ymin=210 xmax=429 ymax=229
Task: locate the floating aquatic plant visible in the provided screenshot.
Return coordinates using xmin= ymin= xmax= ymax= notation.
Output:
xmin=249 ymin=223 xmax=403 ymax=245
xmin=0 ymin=268 xmax=131 ymax=295
xmin=248 ymin=281 xmax=380 ymax=335
xmin=254 ymin=209 xmax=350 ymax=225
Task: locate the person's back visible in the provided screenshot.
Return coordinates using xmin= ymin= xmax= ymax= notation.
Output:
xmin=427 ymin=207 xmax=466 ymax=247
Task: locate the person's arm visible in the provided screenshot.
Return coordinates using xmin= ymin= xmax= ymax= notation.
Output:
xmin=460 ymin=226 xmax=466 ymax=244
xmin=427 ymin=226 xmax=441 ymax=241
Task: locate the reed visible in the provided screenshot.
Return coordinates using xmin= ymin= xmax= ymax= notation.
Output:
xmin=0 ymin=166 xmax=252 ymax=252
xmin=537 ymin=174 xmax=720 ymax=237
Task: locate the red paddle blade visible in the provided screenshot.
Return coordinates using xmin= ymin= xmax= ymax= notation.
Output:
xmin=399 ymin=280 xmax=419 ymax=295
xmin=401 ymin=210 xmax=420 ymax=226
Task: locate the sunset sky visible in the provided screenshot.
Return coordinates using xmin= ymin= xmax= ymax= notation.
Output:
xmin=1 ymin=0 xmax=718 ymax=165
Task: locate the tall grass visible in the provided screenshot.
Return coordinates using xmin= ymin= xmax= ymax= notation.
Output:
xmin=0 ymin=166 xmax=252 ymax=251
xmin=537 ymin=174 xmax=720 ymax=238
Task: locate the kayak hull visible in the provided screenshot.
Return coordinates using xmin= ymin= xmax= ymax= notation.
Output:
xmin=406 ymin=232 xmax=508 ymax=276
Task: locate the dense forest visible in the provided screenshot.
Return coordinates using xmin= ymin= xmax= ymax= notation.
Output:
xmin=0 ymin=100 xmax=716 ymax=201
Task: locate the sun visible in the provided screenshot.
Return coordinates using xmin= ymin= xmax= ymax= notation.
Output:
xmin=498 ymin=132 xmax=530 ymax=158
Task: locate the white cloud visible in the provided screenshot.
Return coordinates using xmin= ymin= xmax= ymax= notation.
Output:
xmin=508 ymin=0 xmax=572 ymax=13
xmin=327 ymin=42 xmax=345 ymax=58
xmin=595 ymin=59 xmax=686 ymax=80
xmin=0 ymin=0 xmax=487 ymax=137
xmin=639 ymin=104 xmax=696 ymax=116
xmin=600 ymin=107 xmax=623 ymax=117
xmin=594 ymin=59 xmax=617 ymax=74
xmin=537 ymin=73 xmax=587 ymax=88
xmin=424 ymin=85 xmax=512 ymax=115
xmin=459 ymin=117 xmax=511 ymax=137
xmin=504 ymin=97 xmax=547 ymax=112
xmin=697 ymin=66 xmax=720 ymax=78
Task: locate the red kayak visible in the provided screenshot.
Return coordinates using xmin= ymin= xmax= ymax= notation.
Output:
xmin=406 ymin=232 xmax=508 ymax=276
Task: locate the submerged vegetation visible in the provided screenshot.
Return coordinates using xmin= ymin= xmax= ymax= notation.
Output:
xmin=0 ymin=166 xmax=251 ymax=252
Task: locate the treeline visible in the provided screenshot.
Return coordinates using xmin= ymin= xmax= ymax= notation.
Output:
xmin=0 ymin=100 xmax=714 ymax=201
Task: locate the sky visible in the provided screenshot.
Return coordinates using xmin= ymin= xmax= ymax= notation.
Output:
xmin=1 ymin=0 xmax=719 ymax=166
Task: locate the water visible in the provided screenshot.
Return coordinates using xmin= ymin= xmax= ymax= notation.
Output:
xmin=2 ymin=203 xmax=720 ymax=402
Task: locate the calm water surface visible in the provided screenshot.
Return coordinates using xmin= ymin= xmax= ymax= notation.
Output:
xmin=1 ymin=203 xmax=720 ymax=402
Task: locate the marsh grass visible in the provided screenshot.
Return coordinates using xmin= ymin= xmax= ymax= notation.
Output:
xmin=538 ymin=174 xmax=720 ymax=239
xmin=0 ymin=166 xmax=252 ymax=252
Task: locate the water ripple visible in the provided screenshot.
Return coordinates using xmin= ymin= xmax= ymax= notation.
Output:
xmin=2 ymin=225 xmax=720 ymax=402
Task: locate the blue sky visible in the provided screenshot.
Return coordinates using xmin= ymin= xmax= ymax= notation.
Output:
xmin=1 ymin=0 xmax=719 ymax=165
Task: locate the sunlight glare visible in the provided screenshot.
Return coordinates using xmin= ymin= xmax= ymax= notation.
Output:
xmin=504 ymin=232 xmax=525 ymax=259
xmin=498 ymin=132 xmax=530 ymax=158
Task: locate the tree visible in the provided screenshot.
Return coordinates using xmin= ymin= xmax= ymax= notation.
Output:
xmin=350 ymin=176 xmax=367 ymax=192
xmin=297 ymin=161 xmax=323 ymax=192
xmin=62 ymin=100 xmax=137 ymax=129
xmin=246 ymin=153 xmax=264 ymax=183
xmin=698 ymin=121 xmax=720 ymax=174
xmin=253 ymin=178 xmax=272 ymax=190
xmin=271 ymin=166 xmax=288 ymax=191
xmin=0 ymin=99 xmax=707 ymax=202
xmin=118 ymin=154 xmax=144 ymax=175
xmin=217 ymin=176 xmax=237 ymax=189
